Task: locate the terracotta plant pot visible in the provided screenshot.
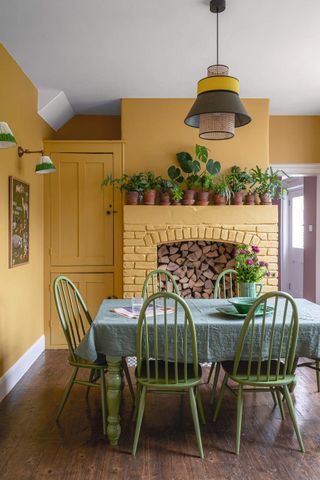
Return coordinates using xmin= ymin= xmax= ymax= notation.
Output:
xmin=213 ymin=194 xmax=227 ymax=206
xmin=260 ymin=192 xmax=272 ymax=205
xmin=182 ymin=189 xmax=195 ymax=206
xmin=125 ymin=191 xmax=139 ymax=205
xmin=171 ymin=199 xmax=182 ymax=206
xmin=245 ymin=193 xmax=255 ymax=205
xmin=159 ymin=191 xmax=171 ymax=205
xmin=232 ymin=191 xmax=244 ymax=205
xmin=143 ymin=189 xmax=157 ymax=205
xmin=196 ymin=191 xmax=209 ymax=206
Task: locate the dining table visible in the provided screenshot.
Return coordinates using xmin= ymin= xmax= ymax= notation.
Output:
xmin=75 ymin=297 xmax=320 ymax=446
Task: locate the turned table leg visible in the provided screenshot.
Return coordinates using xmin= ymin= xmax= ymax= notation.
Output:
xmin=106 ymin=356 xmax=123 ymax=445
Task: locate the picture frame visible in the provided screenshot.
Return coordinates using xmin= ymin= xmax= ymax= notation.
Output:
xmin=9 ymin=176 xmax=30 ymax=268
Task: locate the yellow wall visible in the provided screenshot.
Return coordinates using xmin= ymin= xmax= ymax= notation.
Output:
xmin=270 ymin=116 xmax=320 ymax=164
xmin=121 ymin=98 xmax=270 ymax=175
xmin=55 ymin=115 xmax=121 ymax=140
xmin=0 ymin=44 xmax=53 ymax=376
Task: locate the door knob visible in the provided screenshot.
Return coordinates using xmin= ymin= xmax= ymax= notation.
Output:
xmin=106 ymin=210 xmax=118 ymax=215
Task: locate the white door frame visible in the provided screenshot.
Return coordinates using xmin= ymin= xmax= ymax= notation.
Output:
xmin=271 ymin=163 xmax=320 ymax=303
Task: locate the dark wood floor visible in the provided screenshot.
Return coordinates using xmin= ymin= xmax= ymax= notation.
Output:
xmin=1 ymin=351 xmax=320 ymax=480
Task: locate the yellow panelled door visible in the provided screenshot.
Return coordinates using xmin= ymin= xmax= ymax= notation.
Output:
xmin=50 ymin=273 xmax=114 ymax=347
xmin=50 ymin=152 xmax=114 ymax=266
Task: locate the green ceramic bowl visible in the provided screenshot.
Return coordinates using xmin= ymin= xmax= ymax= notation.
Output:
xmin=228 ymin=297 xmax=260 ymax=315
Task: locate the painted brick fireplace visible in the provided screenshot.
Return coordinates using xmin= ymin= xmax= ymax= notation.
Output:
xmin=122 ymin=206 xmax=278 ymax=298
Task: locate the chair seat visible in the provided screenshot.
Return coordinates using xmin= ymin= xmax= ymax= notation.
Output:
xmin=136 ymin=359 xmax=202 ymax=385
xmin=222 ymin=360 xmax=295 ymax=384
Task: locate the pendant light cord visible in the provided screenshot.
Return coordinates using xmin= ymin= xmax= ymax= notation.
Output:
xmin=216 ymin=11 xmax=219 ymax=65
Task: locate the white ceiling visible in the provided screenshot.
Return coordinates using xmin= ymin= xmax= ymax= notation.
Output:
xmin=1 ymin=0 xmax=320 ymax=117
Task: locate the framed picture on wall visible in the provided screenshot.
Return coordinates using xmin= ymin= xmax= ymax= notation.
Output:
xmin=9 ymin=176 xmax=30 ymax=268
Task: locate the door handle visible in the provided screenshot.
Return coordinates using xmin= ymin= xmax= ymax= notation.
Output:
xmin=106 ymin=210 xmax=118 ymax=215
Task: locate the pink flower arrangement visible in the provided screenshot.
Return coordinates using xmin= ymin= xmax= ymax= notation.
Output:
xmin=235 ymin=244 xmax=272 ymax=283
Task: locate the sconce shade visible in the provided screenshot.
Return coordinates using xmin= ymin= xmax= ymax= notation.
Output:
xmin=35 ymin=155 xmax=56 ymax=174
xmin=0 ymin=122 xmax=17 ymax=148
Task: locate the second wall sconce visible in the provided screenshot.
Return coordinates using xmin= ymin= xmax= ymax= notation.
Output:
xmin=18 ymin=147 xmax=56 ymax=174
xmin=0 ymin=122 xmax=17 ymax=148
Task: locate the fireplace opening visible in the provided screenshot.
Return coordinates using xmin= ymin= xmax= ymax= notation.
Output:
xmin=157 ymin=241 xmax=236 ymax=299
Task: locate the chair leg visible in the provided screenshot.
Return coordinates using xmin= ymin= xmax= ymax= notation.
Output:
xmin=100 ymin=369 xmax=108 ymax=436
xmin=275 ymin=388 xmax=285 ymax=420
xmin=316 ymin=359 xmax=320 ymax=393
xmin=207 ymin=362 xmax=215 ymax=384
xmin=195 ymin=387 xmax=206 ymax=425
xmin=213 ymin=373 xmax=228 ymax=422
xmin=132 ymin=385 xmax=147 ymax=456
xmin=235 ymin=384 xmax=244 ymax=455
xmin=210 ymin=362 xmax=221 ymax=405
xmin=122 ymin=358 xmax=135 ymax=403
xmin=133 ymin=384 xmax=141 ymax=422
xmin=283 ymin=385 xmax=305 ymax=453
xmin=189 ymin=387 xmax=204 ymax=459
xmin=56 ymin=367 xmax=78 ymax=421
xmin=271 ymin=388 xmax=278 ymax=407
xmin=86 ymin=369 xmax=95 ymax=398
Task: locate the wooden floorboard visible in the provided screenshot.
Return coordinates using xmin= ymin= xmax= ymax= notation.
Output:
xmin=1 ymin=350 xmax=320 ymax=479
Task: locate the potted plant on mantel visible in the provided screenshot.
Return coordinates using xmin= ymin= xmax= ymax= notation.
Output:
xmin=250 ymin=166 xmax=288 ymax=205
xmin=170 ymin=183 xmax=183 ymax=205
xmin=196 ymin=171 xmax=215 ymax=206
xmin=235 ymin=244 xmax=272 ymax=297
xmin=142 ymin=171 xmax=159 ymax=205
xmin=102 ymin=172 xmax=145 ymax=205
xmin=226 ymin=165 xmax=252 ymax=205
xmin=212 ymin=175 xmax=232 ymax=205
xmin=157 ymin=177 xmax=174 ymax=205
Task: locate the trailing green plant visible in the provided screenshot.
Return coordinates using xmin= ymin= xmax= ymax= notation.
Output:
xmin=169 ymin=144 xmax=221 ymax=190
xmin=171 ymin=183 xmax=183 ymax=202
xmin=102 ymin=172 xmax=146 ymax=193
xmin=226 ymin=165 xmax=252 ymax=193
xmin=212 ymin=175 xmax=232 ymax=204
xmin=141 ymin=171 xmax=159 ymax=192
xmin=250 ymin=166 xmax=288 ymax=199
xmin=157 ymin=177 xmax=174 ymax=193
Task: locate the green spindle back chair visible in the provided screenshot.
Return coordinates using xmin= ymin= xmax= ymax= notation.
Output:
xmin=213 ymin=291 xmax=304 ymax=454
xmin=132 ymin=292 xmax=205 ymax=458
xmin=142 ymin=269 xmax=180 ymax=299
xmin=53 ymin=275 xmax=134 ymax=435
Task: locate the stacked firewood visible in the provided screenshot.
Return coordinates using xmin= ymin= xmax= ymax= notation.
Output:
xmin=157 ymin=241 xmax=235 ymax=299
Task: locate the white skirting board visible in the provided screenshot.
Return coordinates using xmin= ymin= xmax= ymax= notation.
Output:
xmin=0 ymin=335 xmax=45 ymax=402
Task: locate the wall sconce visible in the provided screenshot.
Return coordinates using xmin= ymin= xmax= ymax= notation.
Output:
xmin=18 ymin=146 xmax=56 ymax=174
xmin=0 ymin=122 xmax=17 ymax=148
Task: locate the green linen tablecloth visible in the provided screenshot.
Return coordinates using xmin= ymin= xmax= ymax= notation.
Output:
xmin=75 ymin=298 xmax=320 ymax=364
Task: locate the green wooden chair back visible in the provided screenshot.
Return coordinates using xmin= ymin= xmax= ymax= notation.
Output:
xmin=136 ymin=292 xmax=199 ymax=385
xmin=214 ymin=269 xmax=238 ymax=299
xmin=53 ymin=275 xmax=92 ymax=361
xmin=142 ymin=268 xmax=180 ymax=298
xmin=233 ymin=291 xmax=299 ymax=382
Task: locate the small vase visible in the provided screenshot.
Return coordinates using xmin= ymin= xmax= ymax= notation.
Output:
xmin=159 ymin=191 xmax=171 ymax=205
xmin=126 ymin=191 xmax=139 ymax=205
xmin=245 ymin=193 xmax=255 ymax=205
xmin=239 ymin=282 xmax=262 ymax=298
xmin=182 ymin=189 xmax=195 ymax=206
xmin=213 ymin=194 xmax=227 ymax=206
xmin=232 ymin=191 xmax=244 ymax=205
xmin=260 ymin=193 xmax=272 ymax=205
xmin=196 ymin=191 xmax=209 ymax=206
xmin=143 ymin=189 xmax=157 ymax=205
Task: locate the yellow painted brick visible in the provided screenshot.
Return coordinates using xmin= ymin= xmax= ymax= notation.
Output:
xmin=263 ymin=285 xmax=278 ymax=293
xmin=123 ymin=293 xmax=132 ymax=299
xmin=267 ymin=278 xmax=278 ymax=286
xmin=151 ymin=231 xmax=160 ymax=244
xmin=220 ymin=229 xmax=228 ymax=241
xmin=235 ymin=231 xmax=245 ymax=243
xmin=213 ymin=227 xmax=221 ymax=240
xmin=124 ymin=224 xmax=146 ymax=232
xmin=123 ymin=246 xmax=134 ymax=254
xmin=257 ymin=248 xmax=267 ymax=255
xmin=259 ymin=240 xmax=278 ymax=248
xmin=135 ymin=247 xmax=156 ymax=254
xmin=183 ymin=227 xmax=191 ymax=239
xmin=205 ymin=227 xmax=213 ymax=239
xmin=123 ymin=277 xmax=134 ymax=284
xmin=124 ymin=253 xmax=146 ymax=261
xmin=252 ymin=235 xmax=261 ymax=245
xmin=147 ymin=254 xmax=157 ymax=262
xmin=233 ymin=225 xmax=257 ymax=232
xmin=263 ymin=256 xmax=278 ymax=263
xmin=124 ymin=231 xmax=134 ymax=239
xmin=123 ymin=269 xmax=146 ymax=277
xmin=123 ymin=262 xmax=134 ymax=269
xmin=144 ymin=234 xmax=153 ymax=246
xmin=134 ymin=277 xmax=145 ymax=285
xmin=268 ymin=233 xmax=278 ymax=241
xmin=175 ymin=228 xmax=183 ymax=240
xmin=123 ymin=239 xmax=145 ymax=246
xmin=268 ymin=248 xmax=278 ymax=256
xmin=243 ymin=233 xmax=253 ymax=245
xmin=228 ymin=230 xmax=237 ymax=242
xmin=256 ymin=232 xmax=267 ymax=240
xmin=159 ymin=230 xmax=168 ymax=242
xmin=135 ymin=262 xmax=155 ymax=269
xmin=268 ymin=263 xmax=278 ymax=271
xmin=167 ymin=229 xmax=176 ymax=241
xmin=135 ymin=232 xmax=146 ymax=239
xmin=123 ymin=285 xmax=143 ymax=292
xmin=147 ymin=224 xmax=167 ymax=231
xmin=191 ymin=226 xmax=198 ymax=238
xmin=257 ymin=225 xmax=278 ymax=233
xmin=198 ymin=226 xmax=205 ymax=238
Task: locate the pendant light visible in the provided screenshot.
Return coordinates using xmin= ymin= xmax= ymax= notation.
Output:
xmin=185 ymin=0 xmax=251 ymax=140
xmin=0 ymin=122 xmax=17 ymax=148
xmin=18 ymin=146 xmax=56 ymax=174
